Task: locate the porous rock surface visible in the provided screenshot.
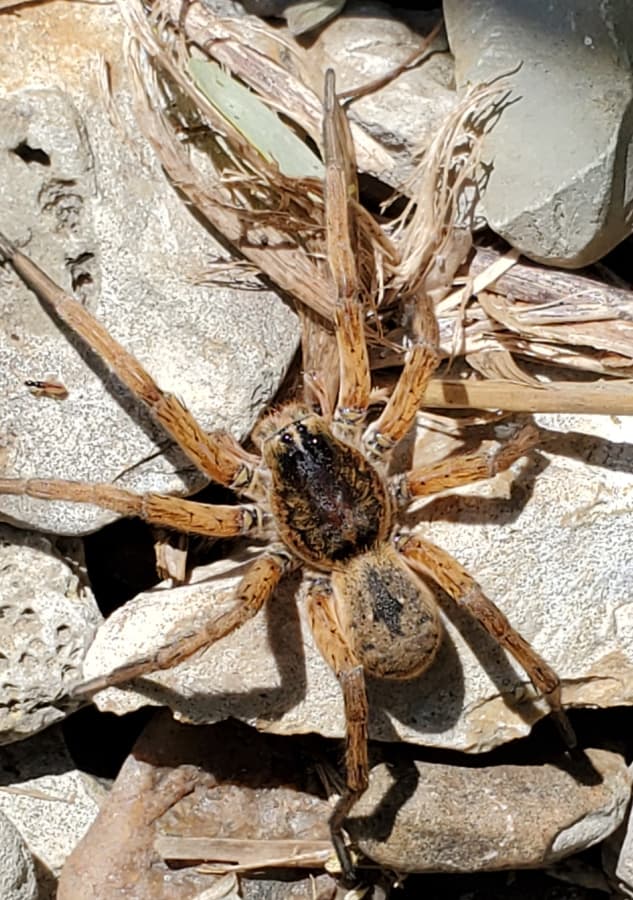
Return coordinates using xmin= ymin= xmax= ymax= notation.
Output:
xmin=0 ymin=808 xmax=38 ymax=900
xmin=444 ymin=0 xmax=633 ymax=266
xmin=349 ymin=749 xmax=631 ymax=873
xmin=84 ymin=412 xmax=633 ymax=753
xmin=0 ymin=1 xmax=299 ymax=535
xmin=0 ymin=524 xmax=101 ymax=743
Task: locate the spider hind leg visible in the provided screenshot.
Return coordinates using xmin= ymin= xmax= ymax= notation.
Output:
xmin=400 ymin=534 xmax=577 ymax=749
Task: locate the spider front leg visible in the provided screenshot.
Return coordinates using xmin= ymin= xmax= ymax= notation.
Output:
xmin=363 ymin=294 xmax=440 ymax=464
xmin=393 ymin=420 xmax=540 ymax=504
xmin=0 ymin=232 xmax=264 ymax=500
xmin=306 ymin=578 xmax=369 ymax=885
xmin=399 ymin=535 xmax=577 ymax=749
xmin=75 ymin=548 xmax=294 ymax=697
xmin=323 ymin=70 xmax=371 ymax=438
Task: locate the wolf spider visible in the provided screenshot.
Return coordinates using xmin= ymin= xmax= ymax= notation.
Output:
xmin=0 ymin=71 xmax=574 ymax=883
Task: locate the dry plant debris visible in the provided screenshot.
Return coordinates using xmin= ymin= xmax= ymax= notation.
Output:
xmin=107 ymin=0 xmax=633 ymax=415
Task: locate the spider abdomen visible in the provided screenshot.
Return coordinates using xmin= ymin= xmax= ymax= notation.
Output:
xmin=332 ymin=544 xmax=442 ymax=680
xmin=264 ymin=413 xmax=390 ymax=570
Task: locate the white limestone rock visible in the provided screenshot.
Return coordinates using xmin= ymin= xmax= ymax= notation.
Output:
xmin=444 ymin=0 xmax=633 ymax=266
xmin=0 ymin=725 xmax=103 ymax=900
xmin=0 ymin=808 xmax=38 ymax=900
xmin=0 ymin=524 xmax=101 ymax=743
xmin=310 ymin=2 xmax=455 ymax=187
xmin=0 ymin=2 xmax=299 ymax=535
xmin=83 ymin=413 xmax=633 ymax=753
xmin=602 ymin=760 xmax=633 ymax=898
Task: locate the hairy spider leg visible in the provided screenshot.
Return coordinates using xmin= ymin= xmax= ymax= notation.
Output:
xmin=0 ymin=477 xmax=264 ymax=539
xmin=74 ymin=548 xmax=294 ymax=697
xmin=306 ymin=579 xmax=369 ymax=885
xmin=363 ymin=291 xmax=440 ymax=464
xmin=400 ymin=535 xmax=576 ymax=749
xmin=323 ymin=70 xmax=371 ymax=438
xmin=393 ymin=420 xmax=541 ymax=504
xmin=0 ymin=231 xmax=264 ymax=500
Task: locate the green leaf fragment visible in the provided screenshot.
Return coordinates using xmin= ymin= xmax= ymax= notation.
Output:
xmin=189 ymin=58 xmax=323 ymax=179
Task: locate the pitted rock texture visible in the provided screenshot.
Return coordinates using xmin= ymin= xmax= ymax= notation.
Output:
xmin=0 ymin=524 xmax=101 ymax=743
xmin=0 ymin=2 xmax=299 ymax=535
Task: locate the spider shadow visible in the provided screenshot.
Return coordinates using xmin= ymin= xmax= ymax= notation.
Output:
xmin=366 ymin=600 xmax=466 ymax=741
xmin=125 ymin=563 xmax=310 ymax=726
xmin=538 ymin=426 xmax=633 ymax=476
xmin=345 ymin=736 xmax=603 ymax=851
xmin=376 ymin=448 xmax=562 ymax=741
xmin=409 ymin=446 xmax=549 ymax=530
xmin=365 ymin=579 xmax=556 ymax=749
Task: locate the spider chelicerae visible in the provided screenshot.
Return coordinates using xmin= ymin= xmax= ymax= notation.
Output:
xmin=0 ymin=71 xmax=574 ymax=884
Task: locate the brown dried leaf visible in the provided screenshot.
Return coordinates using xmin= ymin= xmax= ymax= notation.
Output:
xmin=393 ymin=80 xmax=510 ymax=305
xmin=478 ymin=291 xmax=633 ymax=360
xmin=465 ymin=348 xmax=540 ymax=386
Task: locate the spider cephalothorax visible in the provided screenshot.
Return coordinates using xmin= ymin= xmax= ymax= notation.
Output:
xmin=0 ymin=70 xmax=575 ymax=885
xmin=262 ymin=407 xmax=390 ymax=566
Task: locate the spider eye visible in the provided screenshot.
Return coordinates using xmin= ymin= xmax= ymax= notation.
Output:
xmin=296 ymin=422 xmax=308 ymax=437
xmin=281 ymin=431 xmax=294 ymax=445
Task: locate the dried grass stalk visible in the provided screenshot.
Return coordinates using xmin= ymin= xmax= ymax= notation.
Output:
xmin=392 ymin=79 xmax=509 ymax=306
xmin=421 ymin=376 xmax=633 ymax=414
xmin=112 ymin=0 xmax=633 ymax=411
xmin=155 ymin=835 xmax=333 ymax=872
xmin=436 ymin=245 xmax=633 ymax=379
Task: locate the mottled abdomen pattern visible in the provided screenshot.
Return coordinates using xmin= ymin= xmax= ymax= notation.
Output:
xmin=332 ymin=544 xmax=442 ymax=680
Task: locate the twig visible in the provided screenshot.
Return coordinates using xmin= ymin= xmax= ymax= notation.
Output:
xmin=155 ymin=835 xmax=334 ymax=872
xmin=423 ymin=376 xmax=633 ymax=414
xmin=338 ymin=19 xmax=445 ymax=105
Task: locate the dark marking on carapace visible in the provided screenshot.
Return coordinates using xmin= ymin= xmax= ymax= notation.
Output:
xmin=265 ymin=415 xmax=389 ymax=570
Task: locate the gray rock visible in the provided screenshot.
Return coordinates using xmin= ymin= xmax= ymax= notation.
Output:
xmin=602 ymin=765 xmax=633 ymax=898
xmin=310 ymin=2 xmax=455 ymax=187
xmin=58 ymin=715 xmax=337 ymax=900
xmin=444 ymin=0 xmax=633 ymax=267
xmin=349 ymin=749 xmax=630 ymax=873
xmin=243 ymin=0 xmax=345 ymax=35
xmin=0 ymin=2 xmax=299 ymax=535
xmin=0 ymin=725 xmax=103 ymax=899
xmin=0 ymin=524 xmax=101 ymax=743
xmin=83 ymin=412 xmax=633 ymax=753
xmin=0 ymin=808 xmax=38 ymax=900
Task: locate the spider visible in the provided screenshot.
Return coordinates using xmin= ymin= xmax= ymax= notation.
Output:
xmin=0 ymin=71 xmax=574 ymax=884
